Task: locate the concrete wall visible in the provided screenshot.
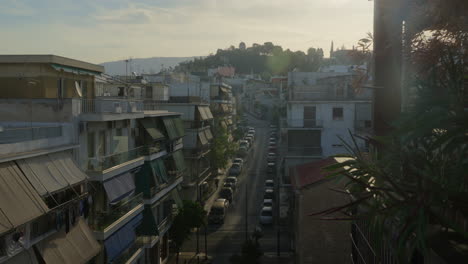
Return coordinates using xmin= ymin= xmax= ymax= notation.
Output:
xmin=295 ymin=180 xmax=351 ymax=263
xmin=0 ymin=64 xmax=95 ymax=99
xmin=288 ymin=102 xmax=358 ymax=157
xmin=157 ymin=105 xmax=196 ymax=121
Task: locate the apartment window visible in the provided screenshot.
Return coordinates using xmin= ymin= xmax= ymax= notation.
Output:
xmin=332 ymin=107 xmax=343 ymax=120
xmin=87 ymin=132 xmax=95 ymax=158
xmin=336 ymin=86 xmax=344 ymax=97
xmin=57 ymin=78 xmax=64 ymax=99
xmin=364 ymin=120 xmax=372 ymax=128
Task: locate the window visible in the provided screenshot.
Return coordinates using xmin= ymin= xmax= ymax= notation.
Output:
xmin=364 ymin=120 xmax=372 ymax=128
xmin=87 ymin=132 xmax=95 ymax=158
xmin=332 ymin=107 xmax=343 ymax=120
xmin=336 ymin=86 xmax=344 ymax=97
xmin=57 ymin=78 xmax=64 ymax=99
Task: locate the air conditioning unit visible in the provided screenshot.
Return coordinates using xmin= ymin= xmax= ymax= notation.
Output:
xmin=113 ymin=102 xmax=122 ymax=113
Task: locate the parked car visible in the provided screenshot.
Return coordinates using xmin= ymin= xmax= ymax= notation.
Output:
xmin=224 ymin=177 xmax=238 ymax=191
xmin=263 ymin=199 xmax=273 ymax=208
xmin=228 ymin=164 xmax=242 ymax=176
xmin=265 ymin=179 xmax=275 ymax=189
xmin=260 ymin=207 xmax=273 ymax=225
xmin=263 ymin=188 xmax=275 ymax=200
xmin=209 ymin=199 xmax=229 ymax=224
xmin=268 ymin=142 xmax=277 ymax=149
xmin=233 ymin=158 xmax=244 ymax=168
xmin=219 ymin=187 xmax=233 ymax=203
xmin=267 ymin=152 xmax=276 ymax=162
xmin=239 ymin=140 xmax=250 ymax=149
xmin=244 ymin=136 xmax=254 ymax=146
xmin=268 ymin=145 xmax=277 ymax=153
xmin=267 ymin=162 xmax=276 ymax=174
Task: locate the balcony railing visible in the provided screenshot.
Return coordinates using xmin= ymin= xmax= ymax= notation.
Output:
xmin=286 ymin=147 xmax=322 ymax=156
xmin=87 ymin=146 xmax=145 ymax=171
xmin=81 ymin=98 xmax=143 ymax=114
xmin=281 ymin=118 xmax=323 ymax=128
xmin=112 ymin=236 xmax=145 ymax=264
xmin=88 ymin=193 xmax=143 ymax=231
xmin=0 ymin=125 xmax=62 ymax=144
xmin=141 ymin=144 xmax=165 ymax=156
xmin=355 ymin=120 xmax=373 ymax=133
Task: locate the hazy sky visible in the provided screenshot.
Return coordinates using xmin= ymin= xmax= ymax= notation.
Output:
xmin=0 ymin=0 xmax=373 ymax=64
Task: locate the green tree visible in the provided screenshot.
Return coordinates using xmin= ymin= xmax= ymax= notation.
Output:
xmin=210 ymin=123 xmax=236 ymax=170
xmin=169 ymin=200 xmax=207 ymax=264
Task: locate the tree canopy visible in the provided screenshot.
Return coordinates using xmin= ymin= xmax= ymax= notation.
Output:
xmin=176 ymin=42 xmax=325 ymax=76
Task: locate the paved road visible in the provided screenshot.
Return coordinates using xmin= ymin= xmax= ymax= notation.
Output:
xmin=180 ymin=114 xmax=290 ymax=263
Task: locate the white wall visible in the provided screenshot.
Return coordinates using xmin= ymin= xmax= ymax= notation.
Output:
xmin=287 ymin=102 xmax=357 ymax=157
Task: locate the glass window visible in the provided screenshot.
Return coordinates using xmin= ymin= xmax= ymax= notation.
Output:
xmin=332 ymin=107 xmax=344 ymax=120
xmin=87 ymin=132 xmax=95 ymax=158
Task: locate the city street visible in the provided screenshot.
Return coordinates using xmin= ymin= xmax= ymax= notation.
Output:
xmin=180 ymin=114 xmax=291 ymax=263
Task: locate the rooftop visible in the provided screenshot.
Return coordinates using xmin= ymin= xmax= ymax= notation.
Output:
xmin=0 ymin=54 xmax=104 ymax=73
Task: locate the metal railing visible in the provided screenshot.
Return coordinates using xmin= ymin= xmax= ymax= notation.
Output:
xmin=281 ymin=118 xmax=323 ymax=128
xmin=112 ymin=236 xmax=145 ymax=264
xmin=88 ymin=193 xmax=143 ymax=231
xmin=81 ymin=98 xmax=143 ymax=114
xmin=87 ymin=146 xmax=145 ymax=171
xmin=286 ymin=147 xmax=322 ymax=156
xmin=0 ymin=125 xmax=62 ymax=144
xmin=141 ymin=143 xmax=164 ymax=156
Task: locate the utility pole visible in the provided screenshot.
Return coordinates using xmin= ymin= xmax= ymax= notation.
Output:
xmin=245 ymin=183 xmax=248 ymax=241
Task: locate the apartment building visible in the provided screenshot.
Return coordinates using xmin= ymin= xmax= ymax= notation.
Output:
xmin=281 ymin=69 xmax=372 ymax=181
xmin=0 ymin=55 xmax=185 ymax=264
xmin=210 ymin=82 xmax=235 ymax=135
xmin=0 ymin=55 xmax=102 ymax=263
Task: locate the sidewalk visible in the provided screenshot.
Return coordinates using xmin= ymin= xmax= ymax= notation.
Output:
xmin=203 ymin=160 xmax=232 ymax=212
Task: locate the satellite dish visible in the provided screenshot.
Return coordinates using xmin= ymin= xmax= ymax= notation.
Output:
xmin=74 ymin=81 xmax=83 ymax=97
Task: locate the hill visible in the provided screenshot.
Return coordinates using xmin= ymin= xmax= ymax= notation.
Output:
xmin=100 ymin=57 xmax=198 ymax=75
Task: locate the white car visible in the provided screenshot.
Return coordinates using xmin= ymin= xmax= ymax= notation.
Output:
xmin=263 ymin=199 xmax=273 ymax=208
xmin=265 ymin=179 xmax=274 ymax=189
xmin=233 ymin=158 xmax=244 ymax=168
xmin=260 ymin=207 xmax=273 ymax=225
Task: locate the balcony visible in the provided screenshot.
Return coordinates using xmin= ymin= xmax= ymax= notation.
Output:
xmin=112 ymin=236 xmax=145 ymax=264
xmin=145 ymin=175 xmax=183 ymax=203
xmin=289 ymin=89 xmax=372 ymax=102
xmin=87 ymin=147 xmax=145 ymax=181
xmin=281 ymin=118 xmax=323 ymax=129
xmin=89 ymin=193 xmax=144 ymax=235
xmin=80 ymin=98 xmax=144 ymax=121
xmin=286 ymin=147 xmax=322 ymax=157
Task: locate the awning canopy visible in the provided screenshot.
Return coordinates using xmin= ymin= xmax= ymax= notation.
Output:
xmin=139 ymin=118 xmax=165 ymax=141
xmin=150 ymin=158 xmax=168 ymax=184
xmin=51 ymin=63 xmax=101 ymax=76
xmin=197 ymin=106 xmax=209 ymax=121
xmin=221 ymin=120 xmax=228 ymax=130
xmin=162 ymin=117 xmax=184 ymax=140
xmin=171 ymin=189 xmax=183 ymax=208
xmin=220 ymin=86 xmax=230 ymax=94
xmin=204 ymin=128 xmax=213 ymax=141
xmin=103 ymin=172 xmax=135 ymax=205
xmin=198 ymin=131 xmax=208 ymax=146
xmin=204 ymin=106 xmax=214 ymax=119
xmin=172 ymin=150 xmax=186 ymax=173
xmin=17 ymin=152 xmax=88 ymax=197
xmin=227 ymin=118 xmax=233 ymax=125
xmin=40 ymin=218 xmax=101 ymax=264
xmin=0 ymin=162 xmax=49 ymax=235
xmin=105 ymin=214 xmax=143 ymax=262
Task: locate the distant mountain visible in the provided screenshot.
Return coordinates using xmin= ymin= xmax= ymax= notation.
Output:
xmin=100 ymin=57 xmax=198 ymax=75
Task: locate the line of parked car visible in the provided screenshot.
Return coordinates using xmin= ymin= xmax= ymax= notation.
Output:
xmin=260 ymin=125 xmax=278 ymax=225
xmin=208 ymin=126 xmax=256 ymax=225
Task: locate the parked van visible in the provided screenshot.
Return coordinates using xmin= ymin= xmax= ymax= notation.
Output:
xmin=209 ymin=199 xmax=229 ymax=224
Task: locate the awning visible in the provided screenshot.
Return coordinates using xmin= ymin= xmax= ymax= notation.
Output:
xmin=203 ymin=106 xmax=214 ymax=119
xmin=172 ymin=150 xmax=186 ymax=173
xmin=16 ymin=152 xmax=88 ymax=197
xmin=139 ymin=207 xmax=158 ymax=236
xmin=139 ymin=118 xmax=165 ymax=140
xmin=173 ymin=118 xmax=185 ymax=138
xmin=0 ymin=162 xmax=49 ymax=235
xmin=197 ymin=106 xmax=209 ymax=121
xmin=221 ymin=121 xmax=228 ymax=130
xmin=221 ymin=104 xmax=229 ymax=113
xmin=103 ymin=172 xmax=135 ymax=205
xmin=227 ymin=118 xmax=233 ymax=125
xmin=51 ymin=64 xmax=101 ymax=76
xmin=171 ymin=189 xmax=183 ymax=208
xmin=6 ymin=249 xmax=39 ymax=264
xmin=40 ymin=218 xmax=101 ymax=264
xmin=150 ymin=158 xmax=168 ymax=183
xmin=162 ymin=117 xmax=177 ymax=140
xmin=198 ymin=131 xmax=208 ymax=146
xmin=105 ymin=214 xmax=143 ymax=262
xmin=220 ymin=87 xmax=230 ymax=93
xmin=204 ymin=128 xmax=213 ymax=141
